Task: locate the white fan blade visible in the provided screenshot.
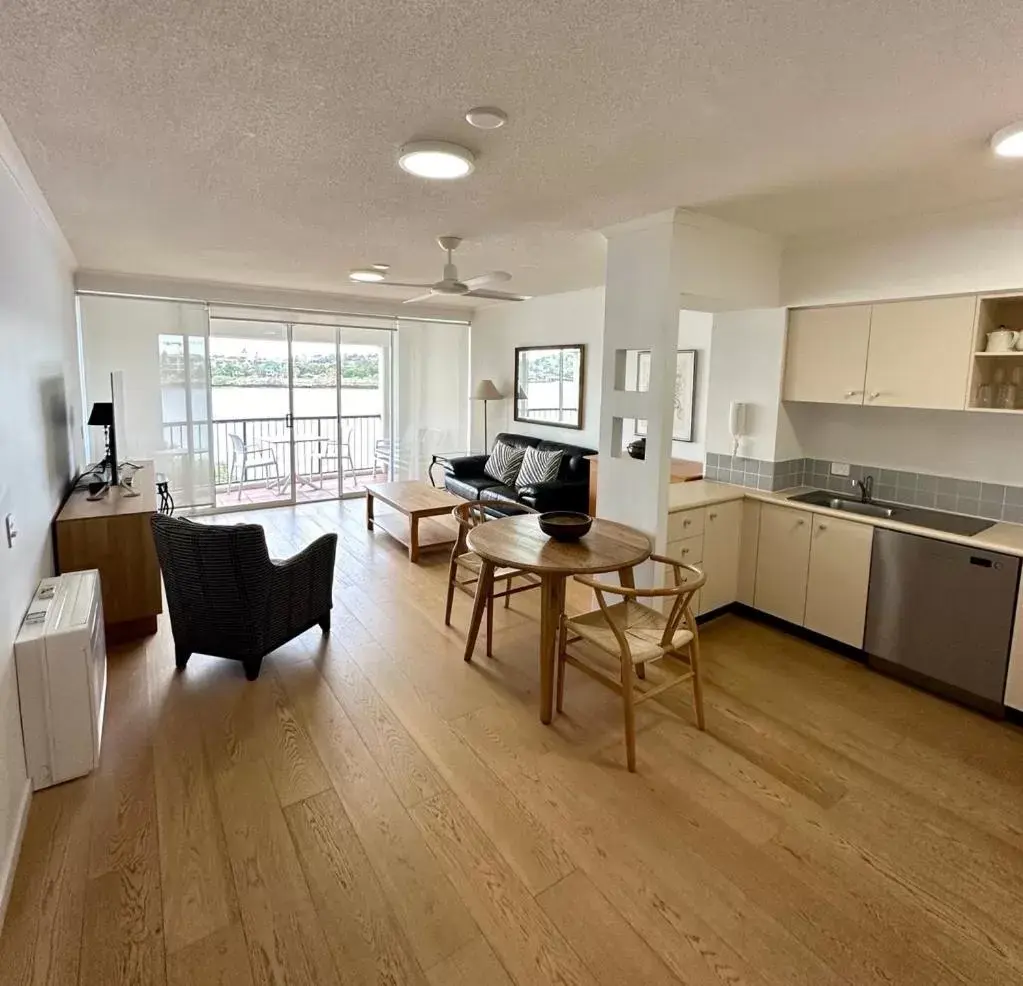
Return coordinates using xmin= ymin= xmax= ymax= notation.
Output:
xmin=402 ymin=291 xmax=438 ymax=304
xmin=462 ymin=271 xmax=512 ymax=289
xmin=466 ymin=288 xmax=530 ymax=302
xmin=378 ymin=281 xmax=433 ymax=288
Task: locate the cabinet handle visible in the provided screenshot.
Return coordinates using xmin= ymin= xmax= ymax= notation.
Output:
xmin=844 ymin=390 xmax=863 ymax=398
xmin=818 ymin=523 xmax=827 ymax=532
xmin=867 ymin=391 xmax=884 ymax=400
xmin=683 ymin=519 xmax=692 ymax=527
xmin=796 ymin=519 xmax=805 ymax=527
xmin=709 ymin=512 xmax=717 ymax=520
xmin=681 ymin=548 xmax=690 ymax=556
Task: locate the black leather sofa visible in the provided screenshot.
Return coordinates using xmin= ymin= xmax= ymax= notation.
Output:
xmin=444 ymin=432 xmax=597 ymax=513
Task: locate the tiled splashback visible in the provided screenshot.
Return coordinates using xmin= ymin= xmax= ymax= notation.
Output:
xmin=704 ymin=454 xmax=1023 ymax=524
xmin=703 ymin=455 xmax=806 ymax=492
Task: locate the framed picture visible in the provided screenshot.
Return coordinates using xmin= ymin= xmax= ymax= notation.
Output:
xmin=634 ymin=349 xmax=697 ymax=442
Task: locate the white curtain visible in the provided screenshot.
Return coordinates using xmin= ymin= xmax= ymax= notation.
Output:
xmin=396 ymin=319 xmax=470 ymax=480
xmin=78 ymin=294 xmax=214 ymax=508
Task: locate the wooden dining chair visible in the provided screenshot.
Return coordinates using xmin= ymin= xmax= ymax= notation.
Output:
xmin=444 ymin=501 xmax=541 ymax=656
xmin=557 ymin=555 xmax=707 ymax=771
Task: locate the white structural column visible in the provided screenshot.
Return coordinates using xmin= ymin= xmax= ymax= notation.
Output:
xmin=597 ymin=209 xmax=781 ymax=551
xmin=598 ymin=212 xmax=683 ymax=549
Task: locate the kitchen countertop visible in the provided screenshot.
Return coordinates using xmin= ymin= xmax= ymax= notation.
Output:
xmin=668 ymin=479 xmax=1023 ymax=558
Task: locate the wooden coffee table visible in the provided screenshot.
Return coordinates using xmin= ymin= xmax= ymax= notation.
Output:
xmin=365 ymin=480 xmax=462 ymax=562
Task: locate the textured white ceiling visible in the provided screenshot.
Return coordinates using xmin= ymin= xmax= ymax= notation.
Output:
xmin=2 ymin=0 xmax=1023 ymax=301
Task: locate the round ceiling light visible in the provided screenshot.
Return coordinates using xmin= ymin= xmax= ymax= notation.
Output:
xmin=991 ymin=122 xmax=1023 ymax=157
xmin=349 ymin=268 xmax=386 ymax=283
xmin=398 ymin=140 xmax=475 ymax=179
xmin=465 ymin=106 xmax=507 ymax=130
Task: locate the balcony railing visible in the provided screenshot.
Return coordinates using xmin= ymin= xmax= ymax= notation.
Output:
xmin=163 ymin=414 xmax=385 ymax=490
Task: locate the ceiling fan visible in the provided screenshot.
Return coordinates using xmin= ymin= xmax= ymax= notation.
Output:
xmin=365 ymin=236 xmax=530 ymax=303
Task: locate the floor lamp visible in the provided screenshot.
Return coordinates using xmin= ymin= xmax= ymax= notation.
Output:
xmin=472 ymin=379 xmax=503 ymax=451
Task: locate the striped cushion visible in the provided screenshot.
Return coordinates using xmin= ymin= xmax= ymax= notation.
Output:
xmin=484 ymin=442 xmax=526 ymax=484
xmin=515 ymin=447 xmax=564 ymax=489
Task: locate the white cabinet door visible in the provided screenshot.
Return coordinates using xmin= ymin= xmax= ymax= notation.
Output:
xmin=753 ymin=504 xmax=812 ymax=625
xmin=1004 ymin=588 xmax=1023 ymax=712
xmin=702 ymin=500 xmax=743 ymax=614
xmin=803 ymin=516 xmax=874 ymax=647
xmin=863 ymin=296 xmax=976 ymax=410
xmin=737 ymin=499 xmax=761 ymax=606
xmin=783 ymin=305 xmax=871 ymax=404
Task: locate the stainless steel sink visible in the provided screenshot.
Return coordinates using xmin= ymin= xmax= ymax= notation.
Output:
xmin=788 ymin=490 xmax=895 ymax=516
xmin=825 ymin=498 xmax=896 ymax=519
xmin=786 ymin=489 xmax=995 ymax=536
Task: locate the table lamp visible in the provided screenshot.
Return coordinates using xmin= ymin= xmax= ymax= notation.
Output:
xmin=472 ymin=379 xmax=504 ymax=451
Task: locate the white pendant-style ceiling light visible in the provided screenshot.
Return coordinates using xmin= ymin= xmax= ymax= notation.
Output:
xmin=349 ymin=268 xmax=386 ymax=282
xmin=991 ymin=122 xmax=1023 ymax=157
xmin=398 ymin=140 xmax=475 ymax=179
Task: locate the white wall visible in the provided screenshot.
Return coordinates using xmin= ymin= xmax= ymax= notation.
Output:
xmin=674 ymin=310 xmax=712 ymax=462
xmin=674 ymin=210 xmax=782 ymax=309
xmin=0 ymin=121 xmax=78 ymax=925
xmin=788 ymin=402 xmax=1023 ymax=486
xmin=783 ymin=202 xmax=1023 ymax=307
xmin=705 ymin=308 xmax=791 ymax=461
xmin=470 ymin=287 xmax=605 ymax=451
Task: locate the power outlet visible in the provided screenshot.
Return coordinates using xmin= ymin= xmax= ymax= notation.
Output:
xmin=830 ymin=462 xmax=851 ymax=477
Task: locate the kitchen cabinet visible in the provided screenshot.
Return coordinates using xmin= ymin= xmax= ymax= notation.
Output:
xmin=1004 ymin=587 xmax=1023 ymax=713
xmin=783 ymin=305 xmax=871 ymax=404
xmin=702 ymin=500 xmax=743 ymax=614
xmin=803 ymin=515 xmax=873 ymax=647
xmin=753 ymin=504 xmax=812 ymax=624
xmin=665 ymin=532 xmax=703 ymax=615
xmin=784 ymin=295 xmax=977 ymax=411
xmin=665 ymin=501 xmax=742 ymax=616
xmin=863 ymin=296 xmax=976 ymax=410
xmin=737 ymin=499 xmax=761 ymax=606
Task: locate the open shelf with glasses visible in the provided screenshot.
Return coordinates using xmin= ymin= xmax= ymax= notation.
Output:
xmin=968 ymin=294 xmax=1023 ymax=411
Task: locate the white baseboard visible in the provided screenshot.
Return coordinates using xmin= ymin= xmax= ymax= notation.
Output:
xmin=0 ymin=778 xmax=32 ymax=934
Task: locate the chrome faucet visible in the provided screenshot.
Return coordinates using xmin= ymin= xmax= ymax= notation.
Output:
xmin=854 ymin=475 xmax=875 ymax=503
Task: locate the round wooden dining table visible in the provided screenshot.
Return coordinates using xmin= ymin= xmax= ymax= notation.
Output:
xmin=465 ymin=513 xmax=653 ymax=723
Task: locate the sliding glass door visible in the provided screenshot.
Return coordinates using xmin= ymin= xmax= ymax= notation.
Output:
xmin=207 ymin=317 xmax=394 ymax=508
xmin=291 ymin=323 xmax=342 ymax=502
xmin=208 ymin=318 xmax=294 ymax=509
xmin=339 ymin=325 xmax=394 ymax=491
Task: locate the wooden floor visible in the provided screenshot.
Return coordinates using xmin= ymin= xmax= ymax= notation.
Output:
xmin=4 ymin=500 xmax=1023 ymax=986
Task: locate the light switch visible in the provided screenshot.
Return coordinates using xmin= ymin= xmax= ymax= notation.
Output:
xmin=830 ymin=462 xmax=851 ymax=477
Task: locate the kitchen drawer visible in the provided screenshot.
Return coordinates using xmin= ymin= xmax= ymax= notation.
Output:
xmin=668 ymin=508 xmax=705 ymax=542
xmin=666 ymin=534 xmax=703 ymax=567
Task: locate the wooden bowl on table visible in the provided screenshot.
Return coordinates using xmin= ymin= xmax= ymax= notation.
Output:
xmin=538 ymin=511 xmax=593 ymax=542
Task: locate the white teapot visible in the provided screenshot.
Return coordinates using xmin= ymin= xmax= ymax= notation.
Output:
xmin=986 ymin=327 xmax=1020 ymax=352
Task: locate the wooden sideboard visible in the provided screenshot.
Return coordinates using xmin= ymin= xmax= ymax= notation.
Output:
xmin=588 ymin=457 xmax=704 ymax=515
xmin=55 ymin=462 xmax=162 ymax=642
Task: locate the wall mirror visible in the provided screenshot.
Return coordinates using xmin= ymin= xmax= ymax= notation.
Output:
xmin=514 ymin=344 xmax=585 ymax=430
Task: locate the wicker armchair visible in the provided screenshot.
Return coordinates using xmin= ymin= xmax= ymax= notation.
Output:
xmin=151 ymin=514 xmax=337 ymax=680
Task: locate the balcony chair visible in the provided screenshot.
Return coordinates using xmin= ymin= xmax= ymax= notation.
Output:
xmin=372 ymin=438 xmax=393 ymax=480
xmin=151 ymin=514 xmax=337 ymax=681
xmin=445 ymin=500 xmax=541 ymax=657
xmin=557 ymin=556 xmax=707 ymax=772
xmin=311 ymin=429 xmax=356 ymax=489
xmin=228 ymin=433 xmax=280 ymax=499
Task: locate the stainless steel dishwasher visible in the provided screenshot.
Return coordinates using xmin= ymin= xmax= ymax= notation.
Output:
xmin=865 ymin=528 xmax=1020 ymax=713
